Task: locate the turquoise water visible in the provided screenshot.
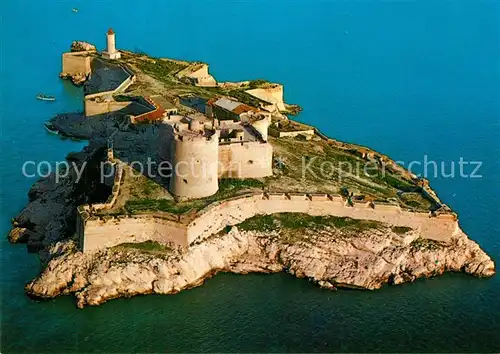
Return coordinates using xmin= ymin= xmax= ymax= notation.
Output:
xmin=1 ymin=0 xmax=499 ymax=352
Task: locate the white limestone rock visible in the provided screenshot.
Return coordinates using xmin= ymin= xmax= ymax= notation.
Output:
xmin=25 ymin=224 xmax=495 ymax=308
xmin=71 ymin=41 xmax=96 ymax=52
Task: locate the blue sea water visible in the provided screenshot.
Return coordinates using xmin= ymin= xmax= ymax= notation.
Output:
xmin=1 ymin=0 xmax=499 ymax=352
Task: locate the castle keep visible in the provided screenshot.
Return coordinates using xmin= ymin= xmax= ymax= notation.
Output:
xmin=158 ymin=111 xmax=273 ymax=199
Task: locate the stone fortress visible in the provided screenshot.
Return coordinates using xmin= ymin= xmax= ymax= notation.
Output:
xmin=57 ymin=29 xmax=464 ymax=254
xmin=158 ymin=110 xmax=272 ymax=199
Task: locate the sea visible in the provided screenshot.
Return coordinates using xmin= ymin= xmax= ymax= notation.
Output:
xmin=1 ymin=0 xmax=499 ymax=352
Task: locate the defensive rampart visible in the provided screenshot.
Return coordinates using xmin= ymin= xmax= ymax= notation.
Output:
xmin=61 ymin=52 xmax=93 ymax=76
xmin=185 ymin=193 xmax=457 ymax=245
xmin=81 ymin=215 xmax=187 ymax=251
xmin=79 ymin=191 xmax=459 ymax=253
xmin=84 ymin=64 xmax=136 ymax=117
xmin=246 ymin=84 xmax=285 ymax=112
xmin=269 ymin=128 xmax=315 ymax=138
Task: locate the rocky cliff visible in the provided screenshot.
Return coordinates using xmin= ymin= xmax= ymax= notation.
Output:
xmin=71 ymin=41 xmax=96 ymax=52
xmin=25 ymin=219 xmax=494 ymax=308
xmin=59 ymin=71 xmax=88 ymax=86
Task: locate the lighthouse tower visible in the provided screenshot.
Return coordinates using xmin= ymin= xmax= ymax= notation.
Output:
xmin=102 ymin=28 xmax=121 ymax=60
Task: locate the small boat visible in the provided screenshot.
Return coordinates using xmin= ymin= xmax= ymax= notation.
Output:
xmin=36 ymin=93 xmax=56 ymax=101
xmin=44 ymin=122 xmax=59 ymax=135
xmin=72 ymin=8 xmax=79 ymax=13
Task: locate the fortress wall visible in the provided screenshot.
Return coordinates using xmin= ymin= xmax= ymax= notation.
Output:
xmin=83 ymin=66 xmax=135 ymax=117
xmin=186 ymin=196 xmax=258 ymax=244
xmin=113 ymin=74 xmax=135 ymax=94
xmin=246 ymin=85 xmax=285 ymax=111
xmin=271 ymin=129 xmax=315 ymax=138
xmin=188 ymin=65 xmax=210 ymax=79
xmin=218 ymin=142 xmax=273 ymax=178
xmin=186 ymin=194 xmax=459 ymax=246
xmin=83 ymin=216 xmax=187 ymax=252
xmin=85 ymin=100 xmax=132 ymax=117
xmin=62 ymin=52 xmax=92 ymax=75
xmin=80 ymin=193 xmax=459 ymax=252
xmin=84 ymin=76 xmax=134 ymax=102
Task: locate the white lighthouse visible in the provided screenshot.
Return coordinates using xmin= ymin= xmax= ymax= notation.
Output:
xmin=102 ymin=28 xmax=121 ymax=60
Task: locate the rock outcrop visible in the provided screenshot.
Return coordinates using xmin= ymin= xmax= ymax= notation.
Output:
xmin=71 ymin=41 xmax=96 ymax=52
xmin=25 ymin=223 xmax=495 ymax=308
xmin=11 ymin=174 xmax=76 ymax=251
xmin=8 ymin=147 xmax=99 ymax=253
xmin=8 ymin=227 xmax=38 ymax=243
xmin=59 ymin=72 xmax=88 ymax=86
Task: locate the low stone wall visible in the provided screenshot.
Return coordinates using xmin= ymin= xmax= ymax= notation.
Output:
xmin=84 ymin=65 xmax=136 ymax=117
xmin=79 ymin=191 xmax=459 ymax=252
xmin=84 ymin=69 xmax=134 ymax=100
xmin=269 ymin=129 xmax=315 ymax=138
xmin=76 ymin=160 xmax=124 ymax=249
xmin=85 ymin=100 xmax=132 ymax=117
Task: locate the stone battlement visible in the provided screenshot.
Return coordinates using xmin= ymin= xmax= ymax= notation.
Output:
xmin=78 ymin=191 xmax=459 ymax=253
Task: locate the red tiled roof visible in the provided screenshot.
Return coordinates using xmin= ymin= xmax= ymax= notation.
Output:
xmin=232 ymin=104 xmax=256 ymax=115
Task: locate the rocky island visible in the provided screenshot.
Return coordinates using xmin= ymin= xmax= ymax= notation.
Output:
xmin=10 ymin=30 xmax=495 ymax=308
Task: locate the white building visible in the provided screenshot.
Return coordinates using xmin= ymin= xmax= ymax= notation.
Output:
xmin=102 ymin=28 xmax=121 ymax=60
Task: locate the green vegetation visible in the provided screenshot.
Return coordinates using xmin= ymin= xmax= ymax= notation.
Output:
xmin=129 ymin=176 xmax=164 ymax=199
xmin=270 ymin=135 xmax=433 ymax=211
xmin=392 ymin=226 xmax=413 ymax=234
xmin=238 ymin=213 xmax=382 ymax=233
xmin=133 ymin=56 xmax=267 ymax=108
xmin=219 ymin=88 xmax=264 ymax=107
xmin=125 ymin=178 xmax=264 ymax=215
xmin=275 ymin=120 xmax=312 ymax=132
xmin=378 ymin=174 xmax=419 ymax=192
xmin=410 ymin=237 xmax=444 ymax=251
xmin=248 ymin=79 xmax=269 ymax=89
xmin=238 ymin=214 xmax=276 ymax=232
xmin=114 ymin=240 xmax=172 ymax=253
xmin=137 ymin=59 xmax=187 ymax=80
xmin=113 ymin=94 xmax=135 ymax=102
xmin=218 ymin=178 xmax=264 ymax=193
xmin=125 ymin=199 xmax=198 ymax=214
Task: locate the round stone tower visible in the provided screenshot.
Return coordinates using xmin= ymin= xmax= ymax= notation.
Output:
xmin=241 ymin=112 xmax=271 ymax=142
xmin=168 ymin=126 xmax=220 ymax=199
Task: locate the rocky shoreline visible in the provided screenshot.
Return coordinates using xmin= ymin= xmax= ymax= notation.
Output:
xmin=25 ymin=220 xmax=494 ymax=308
